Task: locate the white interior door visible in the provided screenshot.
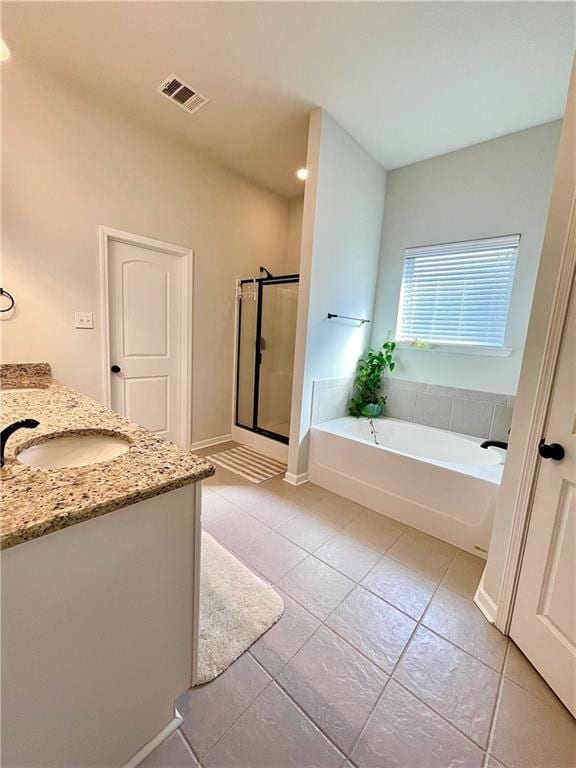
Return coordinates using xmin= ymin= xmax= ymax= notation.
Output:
xmin=107 ymin=234 xmax=190 ymax=447
xmin=511 ymin=275 xmax=576 ymax=715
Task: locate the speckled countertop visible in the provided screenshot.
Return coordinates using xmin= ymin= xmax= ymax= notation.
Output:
xmin=0 ymin=364 xmax=215 ymax=550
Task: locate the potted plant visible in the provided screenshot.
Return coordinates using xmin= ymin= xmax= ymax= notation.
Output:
xmin=349 ymin=341 xmax=396 ymax=418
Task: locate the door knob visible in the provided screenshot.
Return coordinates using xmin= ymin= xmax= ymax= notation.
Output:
xmin=538 ymin=439 xmax=565 ymax=461
xmin=110 ymin=365 xmax=121 ymax=373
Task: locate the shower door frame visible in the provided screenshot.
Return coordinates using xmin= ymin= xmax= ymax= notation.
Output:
xmin=235 ymin=273 xmax=299 ymax=445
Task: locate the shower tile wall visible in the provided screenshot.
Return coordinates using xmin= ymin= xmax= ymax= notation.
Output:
xmin=311 ymin=378 xmax=514 ymax=441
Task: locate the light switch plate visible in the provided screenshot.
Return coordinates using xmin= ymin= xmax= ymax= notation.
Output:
xmin=75 ymin=311 xmax=93 ymax=329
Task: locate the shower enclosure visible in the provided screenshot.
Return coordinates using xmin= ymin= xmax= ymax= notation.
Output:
xmin=235 ymin=272 xmax=299 ymax=444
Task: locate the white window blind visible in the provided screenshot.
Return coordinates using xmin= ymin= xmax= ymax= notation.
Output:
xmin=396 ymin=235 xmax=520 ymax=347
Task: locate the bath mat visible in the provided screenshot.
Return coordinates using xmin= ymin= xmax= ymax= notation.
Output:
xmin=206 ymin=444 xmax=287 ymax=484
xmin=196 ymin=532 xmax=284 ymax=685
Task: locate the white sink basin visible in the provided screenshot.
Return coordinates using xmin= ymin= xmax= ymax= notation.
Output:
xmin=17 ymin=433 xmax=130 ymax=469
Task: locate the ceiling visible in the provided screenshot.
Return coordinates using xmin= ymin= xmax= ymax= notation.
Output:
xmin=4 ymin=2 xmax=574 ymax=198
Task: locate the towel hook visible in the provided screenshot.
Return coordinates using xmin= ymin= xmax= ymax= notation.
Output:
xmin=0 ymin=288 xmax=15 ymax=313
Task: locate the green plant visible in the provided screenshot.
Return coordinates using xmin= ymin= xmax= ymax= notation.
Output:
xmin=349 ymin=341 xmax=396 ymax=418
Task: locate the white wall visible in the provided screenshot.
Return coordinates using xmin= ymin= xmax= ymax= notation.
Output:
xmin=1 ymin=62 xmax=290 ymax=444
xmin=481 ymin=66 xmax=575 ymax=618
xmin=285 ymin=196 xmax=304 ymax=273
xmin=288 ymin=110 xmax=387 ymax=478
xmin=370 ymin=122 xmax=561 ymax=395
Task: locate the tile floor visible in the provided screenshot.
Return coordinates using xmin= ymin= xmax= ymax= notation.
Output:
xmin=142 ymin=446 xmax=575 ymax=768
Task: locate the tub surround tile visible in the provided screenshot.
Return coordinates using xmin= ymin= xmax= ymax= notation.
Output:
xmin=314 ymin=374 xmax=515 ymax=440
xmin=383 ymin=389 xmax=417 ymax=421
xmin=490 ymin=405 xmax=514 ymax=442
xmin=450 ymin=398 xmax=494 ymax=439
xmin=414 ymin=392 xmax=453 ymax=430
xmin=326 ymin=586 xmax=416 ymax=673
xmin=351 ymin=680 xmax=485 ymax=768
xmin=0 ymin=368 xmax=214 ymax=551
xmin=277 ymin=625 xmax=388 ymax=753
xmin=394 ymin=626 xmax=500 ymax=748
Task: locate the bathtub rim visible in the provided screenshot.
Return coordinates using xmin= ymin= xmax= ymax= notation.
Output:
xmin=311 ymin=415 xmax=505 ymax=486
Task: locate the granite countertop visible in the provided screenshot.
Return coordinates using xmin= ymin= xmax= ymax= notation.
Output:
xmin=0 ymin=364 xmax=215 ymax=550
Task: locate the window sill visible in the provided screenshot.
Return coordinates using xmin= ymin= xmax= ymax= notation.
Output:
xmin=396 ymin=342 xmax=513 ymax=358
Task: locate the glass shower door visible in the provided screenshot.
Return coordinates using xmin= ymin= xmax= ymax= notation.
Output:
xmin=235 ymin=275 xmax=299 ymax=444
xmin=256 ymin=281 xmax=299 ymax=440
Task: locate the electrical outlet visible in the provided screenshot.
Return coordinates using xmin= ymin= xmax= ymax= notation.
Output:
xmin=75 ymin=312 xmax=93 ymax=329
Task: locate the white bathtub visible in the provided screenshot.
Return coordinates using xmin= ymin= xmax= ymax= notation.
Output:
xmin=309 ymin=416 xmax=505 ymax=557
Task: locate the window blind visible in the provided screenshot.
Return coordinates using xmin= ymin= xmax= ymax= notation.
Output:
xmin=396 ymin=235 xmax=520 ymax=347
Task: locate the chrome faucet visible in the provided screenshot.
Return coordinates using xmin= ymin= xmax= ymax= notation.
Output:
xmin=1 ymin=419 xmax=40 ymax=467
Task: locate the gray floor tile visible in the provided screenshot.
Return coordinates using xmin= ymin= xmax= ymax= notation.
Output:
xmin=276 ymin=512 xmax=339 ymax=553
xmin=315 ymin=533 xmax=382 ymax=582
xmin=394 ymin=626 xmax=500 ymax=748
xmin=251 ymin=591 xmax=321 ymax=677
xmin=203 ymin=682 xmax=343 ymax=768
xmin=177 ymin=654 xmax=270 ymax=758
xmin=239 ymin=529 xmax=308 ymax=583
xmin=490 ymin=678 xmax=576 ymax=768
xmin=387 ymin=529 xmax=456 ymax=583
xmin=277 ymin=626 xmax=388 ymax=753
xmin=140 ymin=731 xmax=199 ymax=768
xmin=503 ymin=641 xmax=565 ymax=711
xmin=278 ymin=557 xmax=355 ymax=620
xmin=204 ymin=504 xmax=270 ymax=555
xmin=351 ymin=680 xmax=484 ymax=767
xmin=423 ymin=587 xmax=508 ymax=672
xmin=341 ymin=509 xmax=405 ymax=553
xmin=243 ymin=493 xmax=301 ymax=528
xmin=327 ymin=586 xmax=416 ymax=674
xmin=362 ymin=554 xmax=437 ymax=620
xmin=441 ymin=551 xmax=485 ymax=599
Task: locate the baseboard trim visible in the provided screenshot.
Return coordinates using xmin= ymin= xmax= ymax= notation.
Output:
xmin=284 ymin=471 xmax=309 ymax=486
xmin=190 ymin=434 xmax=232 ymax=451
xmin=473 ymin=573 xmax=499 ymax=626
xmin=122 ymin=708 xmax=183 ymax=768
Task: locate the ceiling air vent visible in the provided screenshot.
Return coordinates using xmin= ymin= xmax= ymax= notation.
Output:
xmin=157 ymin=74 xmax=210 ymax=115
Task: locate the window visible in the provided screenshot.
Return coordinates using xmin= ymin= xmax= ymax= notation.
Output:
xmin=396 ymin=235 xmax=520 ymax=347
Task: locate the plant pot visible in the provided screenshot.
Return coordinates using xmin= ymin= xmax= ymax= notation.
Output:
xmin=360 ymin=402 xmax=383 ymax=418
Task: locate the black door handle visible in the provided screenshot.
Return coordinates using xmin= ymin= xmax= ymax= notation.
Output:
xmin=538 ymin=439 xmax=565 ymax=461
xmin=111 ymin=365 xmax=121 ymax=373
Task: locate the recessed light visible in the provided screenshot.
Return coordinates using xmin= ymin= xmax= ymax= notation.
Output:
xmin=0 ymin=40 xmax=11 ymax=63
xmin=296 ymin=168 xmax=308 ymax=181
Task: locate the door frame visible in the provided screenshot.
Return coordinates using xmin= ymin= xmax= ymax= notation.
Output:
xmin=98 ymin=226 xmax=193 ymax=449
xmin=497 ymin=195 xmax=576 ymax=633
